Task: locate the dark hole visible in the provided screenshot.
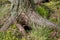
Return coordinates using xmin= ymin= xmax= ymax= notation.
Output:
xmin=24 ymin=25 xmax=32 ymax=32
xmin=42 ymin=0 xmax=50 ymax=3
xmin=45 ymin=0 xmax=50 ymax=2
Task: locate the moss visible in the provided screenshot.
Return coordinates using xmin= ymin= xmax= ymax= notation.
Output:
xmin=36 ymin=5 xmax=50 ymax=19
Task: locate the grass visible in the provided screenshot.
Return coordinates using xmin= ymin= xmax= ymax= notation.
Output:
xmin=0 ymin=24 xmax=22 ymax=40
xmin=0 ymin=24 xmax=55 ymax=40
xmin=36 ymin=5 xmax=50 ymax=19
xmin=0 ymin=24 xmax=59 ymax=40
xmin=44 ymin=1 xmax=60 ymax=23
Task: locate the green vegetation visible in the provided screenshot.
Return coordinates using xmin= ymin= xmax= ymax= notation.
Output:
xmin=44 ymin=1 xmax=60 ymax=23
xmin=0 ymin=24 xmax=21 ymax=40
xmin=36 ymin=5 xmax=50 ymax=18
xmin=0 ymin=24 xmax=60 ymax=40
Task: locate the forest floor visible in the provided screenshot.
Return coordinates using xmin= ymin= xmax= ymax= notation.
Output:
xmin=0 ymin=0 xmax=60 ymax=40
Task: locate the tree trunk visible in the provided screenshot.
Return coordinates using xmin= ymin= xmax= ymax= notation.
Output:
xmin=0 ymin=0 xmax=60 ymax=34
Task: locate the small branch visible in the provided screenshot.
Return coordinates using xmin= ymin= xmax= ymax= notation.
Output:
xmin=16 ymin=23 xmax=26 ymax=36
